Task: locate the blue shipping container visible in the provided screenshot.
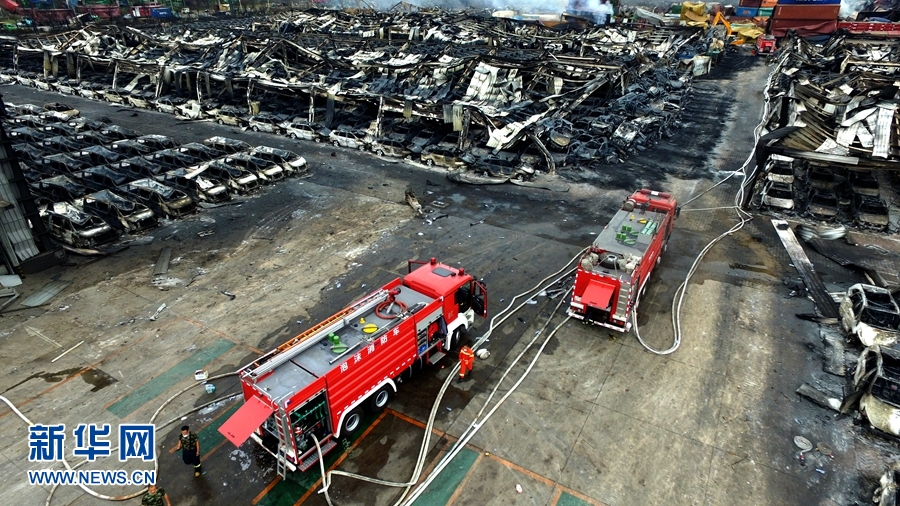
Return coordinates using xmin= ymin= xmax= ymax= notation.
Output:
xmin=735 ymin=6 xmax=759 ymax=16
xmin=150 ymin=7 xmax=173 ymax=17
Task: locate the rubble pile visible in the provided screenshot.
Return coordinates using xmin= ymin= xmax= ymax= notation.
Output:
xmin=753 ymin=33 xmax=900 ymax=232
xmin=0 ymin=10 xmax=717 ymax=179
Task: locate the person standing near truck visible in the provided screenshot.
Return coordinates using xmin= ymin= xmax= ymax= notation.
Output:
xmin=169 ymin=425 xmax=202 ymax=477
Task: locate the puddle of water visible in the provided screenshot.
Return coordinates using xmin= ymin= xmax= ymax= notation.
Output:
xmin=1 ymin=367 xmax=83 ymax=394
xmin=81 ymin=368 xmax=118 ymax=392
xmin=729 ymin=262 xmax=778 ymax=278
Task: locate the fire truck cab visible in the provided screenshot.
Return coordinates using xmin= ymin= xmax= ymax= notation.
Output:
xmin=219 ymin=258 xmax=486 ymax=474
xmin=568 ymin=189 xmax=678 ymax=331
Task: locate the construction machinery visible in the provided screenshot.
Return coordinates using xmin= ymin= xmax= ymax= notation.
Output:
xmin=568 ymin=189 xmax=678 ymax=332
xmin=218 ymin=258 xmax=487 ymax=476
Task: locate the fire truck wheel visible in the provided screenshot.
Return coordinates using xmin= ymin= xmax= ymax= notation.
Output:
xmin=343 ymin=407 xmax=364 ymax=434
xmin=449 ymin=328 xmax=463 ymax=351
xmin=367 ymin=386 xmax=393 ymax=413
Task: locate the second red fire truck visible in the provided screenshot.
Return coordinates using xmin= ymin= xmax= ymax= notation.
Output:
xmin=568 ymin=189 xmax=678 ymax=331
xmin=219 ymin=258 xmax=486 ymax=475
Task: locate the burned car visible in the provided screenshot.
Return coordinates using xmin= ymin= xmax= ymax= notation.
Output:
xmin=154 ymin=97 xmax=187 ymax=115
xmin=841 ymin=284 xmax=900 ymax=347
xmin=850 ymin=171 xmax=879 ymax=197
xmin=40 ymin=135 xmax=90 ymax=154
xmin=247 ymin=114 xmax=284 ymax=133
xmin=853 ymin=195 xmax=890 ymax=230
xmin=221 ymin=153 xmax=284 ymax=182
xmin=250 ymin=146 xmax=307 ymax=177
xmin=200 ymin=160 xmax=260 ymax=193
xmin=804 ymin=189 xmax=840 ymax=220
xmin=214 ymin=106 xmax=248 ymax=127
xmin=73 ymin=146 xmax=124 ymax=167
xmin=203 ymin=136 xmax=250 ymax=155
xmin=80 ymin=190 xmax=157 ymax=233
xmin=473 ymin=155 xmax=535 ymax=181
xmin=75 ymin=166 xmax=133 ymax=193
xmin=420 ymin=146 xmax=466 ymax=168
xmin=760 ymin=181 xmax=795 ymax=210
xmin=329 ymin=130 xmax=371 ymax=150
xmin=765 ymin=156 xmax=794 ymax=184
xmin=100 ymin=125 xmax=140 ymax=141
xmin=108 ymin=139 xmax=156 ymax=158
xmin=74 ymin=131 xmax=115 ymax=146
xmin=117 ymin=156 xmax=167 ymax=180
xmin=852 ymin=346 xmax=900 ymax=437
xmin=177 ymin=142 xmax=225 ymax=162
xmin=8 ymin=126 xmax=52 ymax=144
xmin=135 ymin=134 xmax=179 ymax=151
xmin=118 ymin=179 xmax=195 ymax=218
xmin=68 ymin=117 xmax=108 ymax=132
xmin=30 ymin=175 xmax=90 ymax=203
xmin=144 ymin=149 xmax=201 ymax=170
xmin=280 ymin=119 xmax=322 ymax=142
xmin=370 ymin=138 xmax=410 ymax=158
xmin=41 ymin=123 xmax=77 ymax=137
xmin=158 ymin=168 xmax=231 ymax=203
xmin=37 ymin=154 xmax=88 ymax=175
xmin=41 ymin=202 xmax=119 ymax=248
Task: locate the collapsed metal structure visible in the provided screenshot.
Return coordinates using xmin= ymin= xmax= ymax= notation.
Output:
xmin=2 ymin=10 xmax=711 ymax=172
xmin=753 ymin=33 xmax=900 ymax=232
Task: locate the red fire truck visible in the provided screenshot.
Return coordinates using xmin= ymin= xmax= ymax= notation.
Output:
xmin=218 ymin=258 xmax=486 ymax=475
xmin=568 ymin=189 xmax=678 ymax=331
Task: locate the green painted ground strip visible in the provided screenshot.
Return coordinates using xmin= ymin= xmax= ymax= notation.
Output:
xmin=256 ymin=412 xmax=380 ymax=506
xmin=556 ymin=491 xmax=593 ymax=506
xmin=107 ymin=339 xmax=236 ymax=418
xmin=409 ymin=447 xmax=479 ymax=506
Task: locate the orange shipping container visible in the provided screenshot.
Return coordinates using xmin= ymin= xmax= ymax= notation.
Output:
xmin=760 ymin=0 xmax=777 ymax=7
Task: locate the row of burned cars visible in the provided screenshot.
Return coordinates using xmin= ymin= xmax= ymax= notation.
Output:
xmin=756 ymin=155 xmax=893 ymax=231
xmin=4 ymin=102 xmax=308 ymax=249
xmin=0 ymin=72 xmax=537 ymax=181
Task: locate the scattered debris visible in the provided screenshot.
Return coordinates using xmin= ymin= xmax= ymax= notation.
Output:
xmin=405 ymin=188 xmax=424 ymax=217
xmin=198 ymin=230 xmax=215 ymax=237
xmin=19 ymin=280 xmax=71 ymax=308
xmin=148 ymin=303 xmax=166 ymax=321
xmin=796 ymin=382 xmax=842 ymax=412
xmin=221 ymin=291 xmax=236 ymax=301
xmin=51 ymin=340 xmax=84 ymax=363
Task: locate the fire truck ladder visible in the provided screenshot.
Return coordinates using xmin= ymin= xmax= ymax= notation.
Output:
xmin=613 ymin=282 xmax=632 ymax=322
xmin=273 ymin=408 xmax=293 ymax=478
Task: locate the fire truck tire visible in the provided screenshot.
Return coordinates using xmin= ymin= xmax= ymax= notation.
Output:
xmin=449 ymin=327 xmax=465 ymax=351
xmin=367 ymin=386 xmax=393 ymax=413
xmin=343 ymin=407 xmax=364 ymax=434
xmin=404 ymin=356 xmax=424 ymax=380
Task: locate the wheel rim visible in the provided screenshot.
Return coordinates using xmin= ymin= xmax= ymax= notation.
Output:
xmin=345 ymin=412 xmax=360 ymax=432
xmin=333 ymin=141 xmax=340 ymax=147
xmin=374 ymin=389 xmax=390 ymax=408
xmin=426 ymin=159 xmax=434 ymax=166
xmin=290 ymin=133 xmax=297 ymax=139
xmin=252 ymin=126 xmax=259 ymax=131
xmin=377 ymin=150 xmax=384 ymax=156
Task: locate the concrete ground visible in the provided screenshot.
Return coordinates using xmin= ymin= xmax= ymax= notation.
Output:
xmin=0 ymin=51 xmax=879 ymax=506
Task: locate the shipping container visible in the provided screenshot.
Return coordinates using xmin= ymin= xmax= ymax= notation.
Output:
xmin=759 ymin=7 xmax=774 ymax=16
xmin=770 ymin=18 xmax=837 ymax=36
xmin=776 ymin=0 xmax=838 ymax=4
xmin=736 ymin=6 xmax=759 ymax=16
xmin=773 ymin=4 xmax=839 ymax=19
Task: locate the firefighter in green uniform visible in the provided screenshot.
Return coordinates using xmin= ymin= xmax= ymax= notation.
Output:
xmin=141 ymin=484 xmax=171 ymax=506
xmin=169 ymin=425 xmax=203 ymax=477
